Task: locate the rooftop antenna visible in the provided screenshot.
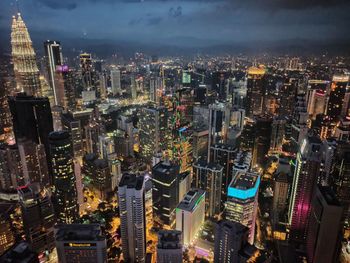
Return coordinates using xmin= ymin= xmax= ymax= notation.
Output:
xmin=16 ymin=0 xmax=20 ymax=15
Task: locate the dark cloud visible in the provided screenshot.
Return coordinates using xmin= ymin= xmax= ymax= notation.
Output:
xmin=37 ymin=0 xmax=77 ymax=10
xmin=147 ymin=17 xmax=163 ymax=25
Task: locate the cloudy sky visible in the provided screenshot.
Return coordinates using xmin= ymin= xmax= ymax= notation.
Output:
xmin=1 ymin=0 xmax=350 ymax=51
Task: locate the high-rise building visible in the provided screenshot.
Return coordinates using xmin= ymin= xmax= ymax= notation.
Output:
xmin=17 ymin=139 xmax=49 ymax=187
xmin=270 ymin=117 xmax=286 ymax=152
xmin=157 ymin=230 xmax=182 ymax=263
xmin=118 ymin=173 xmax=146 ymax=263
xmin=278 ymin=79 xmax=297 ymax=117
xmin=11 ymin=13 xmax=41 ymax=96
xmin=49 ymin=131 xmax=79 ymax=224
xmin=54 ymin=66 xmax=77 ymax=110
xmin=44 ymin=40 xmax=63 ymax=105
xmin=273 ymin=172 xmax=289 ymax=213
xmin=306 ymin=186 xmax=343 ymax=263
xmin=80 ymin=53 xmax=94 ymax=89
xmin=246 ymin=66 xmax=266 ymax=117
xmin=193 ymin=160 xmax=223 ymax=217
xmin=0 ymin=205 xmax=15 ymax=255
xmin=152 ymin=161 xmax=180 ymax=229
xmin=110 ymin=68 xmax=121 ymax=96
xmin=139 ymin=106 xmax=168 ymax=163
xmin=55 ymin=224 xmax=107 ymax=263
xmin=226 ymin=171 xmax=260 ymax=244
xmin=214 ymin=220 xmax=249 ymax=263
xmin=176 ymin=189 xmax=205 ymax=246
xmin=326 ymin=75 xmax=349 ymax=123
xmin=18 ymin=183 xmax=56 ymax=253
xmin=0 ymin=143 xmax=24 ymax=190
xmin=288 ymin=136 xmax=323 ymax=242
xmin=290 ymin=95 xmax=309 ymax=146
xmin=62 ymin=113 xmax=83 ymax=159
xmin=252 ymin=116 xmax=272 ymax=168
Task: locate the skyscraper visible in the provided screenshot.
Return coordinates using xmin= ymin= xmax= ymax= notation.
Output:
xmin=252 ymin=116 xmax=272 ymax=168
xmin=11 ymin=13 xmax=41 ymax=96
xmin=246 ymin=66 xmax=266 ymax=117
xmin=18 ymin=183 xmax=56 ymax=253
xmin=118 ymin=173 xmax=146 ymax=263
xmin=193 ymin=160 xmax=223 ymax=217
xmin=157 ymin=230 xmax=183 ymax=263
xmin=176 ymin=189 xmax=205 ymax=246
xmin=326 ymin=75 xmax=349 ymax=123
xmin=110 ymin=68 xmax=121 ymax=95
xmin=214 ymin=220 xmax=249 ymax=263
xmin=288 ymin=136 xmax=323 ymax=242
xmin=226 ymin=171 xmax=260 ymax=244
xmin=152 ymin=161 xmax=180 ymax=229
xmin=55 ymin=224 xmax=107 ymax=263
xmin=44 ymin=40 xmax=63 ymax=105
xmin=306 ymin=186 xmax=343 ymax=263
xmin=49 ymin=131 xmax=79 ymax=224
xmin=80 ymin=53 xmax=94 ymax=89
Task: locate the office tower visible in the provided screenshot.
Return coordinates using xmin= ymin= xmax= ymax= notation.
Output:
xmin=270 ymin=117 xmax=286 ymax=152
xmin=210 ymin=143 xmax=236 ymax=203
xmin=240 ymin=119 xmax=255 ymax=151
xmin=118 ymin=173 xmax=146 ymax=263
xmin=11 ymin=13 xmax=41 ymax=96
xmin=178 ymin=171 xmax=191 ymax=203
xmin=290 ymin=95 xmax=308 ymax=146
xmin=80 ymin=53 xmax=93 ymax=89
xmin=278 ymin=79 xmax=297 ymax=117
xmin=0 ymin=205 xmax=15 ymax=255
xmin=193 ymin=160 xmax=223 ymax=217
xmin=0 ymin=72 xmax=12 ymax=139
xmin=157 ymin=230 xmax=182 ymax=263
xmin=149 ymin=76 xmax=162 ymax=104
xmin=139 ymin=106 xmax=168 ymax=163
xmin=331 ymin=142 xmax=350 ymax=228
xmin=152 ymin=161 xmax=180 ymax=229
xmin=0 ymin=242 xmax=39 ymax=263
xmin=18 ymin=183 xmax=56 ymax=253
xmin=82 ymin=154 xmax=115 ymax=200
xmin=62 ymin=113 xmax=83 ymax=159
xmin=192 ymin=129 xmax=209 ymax=160
xmin=17 ymin=139 xmax=49 ymax=187
xmin=49 ymin=131 xmax=79 ymax=224
xmin=306 ymin=186 xmax=343 ymax=263
xmin=226 ymin=171 xmax=260 ymax=244
xmin=246 ymin=66 xmax=266 ymax=117
xmin=145 ymin=176 xmax=153 ymax=230
xmin=176 ymin=189 xmax=205 ymax=246
xmin=55 ymin=224 xmax=107 ymax=263
xmin=207 ymin=102 xmax=231 ymax=153
xmin=232 ymin=150 xmax=252 ymax=175
xmin=307 ymin=86 xmax=327 ymax=121
xmin=326 ymin=75 xmax=349 ymax=123
xmin=334 ymin=116 xmax=350 ymax=142
xmin=288 ymin=136 xmax=323 ymax=242
xmin=214 ymin=220 xmax=249 ymax=263
xmin=44 ymin=40 xmax=63 ymax=105
xmin=0 ymin=143 xmax=24 ymax=190
xmin=131 ymin=74 xmax=137 ymax=99
xmin=110 ymin=68 xmax=121 ymax=95
xmin=54 ymin=66 xmax=76 ymax=110
xmin=252 ymin=116 xmax=272 ymax=168
xmin=8 ymin=94 xmax=54 ymax=170
xmin=273 ymin=172 xmax=289 ymax=213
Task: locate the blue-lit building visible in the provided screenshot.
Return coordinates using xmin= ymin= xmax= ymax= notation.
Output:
xmin=225 ymin=171 xmax=260 ymax=244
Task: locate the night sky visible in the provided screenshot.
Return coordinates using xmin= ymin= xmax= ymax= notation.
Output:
xmin=1 ymin=0 xmax=350 ymax=54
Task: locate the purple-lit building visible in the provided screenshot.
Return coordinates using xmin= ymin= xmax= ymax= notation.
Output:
xmin=288 ymin=136 xmax=323 ymax=242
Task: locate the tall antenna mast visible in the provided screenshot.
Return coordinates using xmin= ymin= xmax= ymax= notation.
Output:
xmin=16 ymin=0 xmax=20 ymax=14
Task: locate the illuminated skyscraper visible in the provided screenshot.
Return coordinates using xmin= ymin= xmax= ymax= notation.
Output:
xmin=18 ymin=183 xmax=56 ymax=253
xmin=226 ymin=171 xmax=260 ymax=244
xmin=118 ymin=173 xmax=146 ymax=263
xmin=246 ymin=66 xmax=266 ymax=117
xmin=80 ymin=53 xmax=93 ymax=89
xmin=326 ymin=75 xmax=349 ymax=123
xmin=110 ymin=68 xmax=121 ymax=95
xmin=44 ymin=40 xmax=63 ymax=105
xmin=49 ymin=131 xmax=79 ymax=224
xmin=11 ymin=13 xmax=41 ymax=96
xmin=288 ymin=136 xmax=323 ymax=242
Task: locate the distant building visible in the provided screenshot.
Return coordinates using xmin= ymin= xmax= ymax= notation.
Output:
xmin=226 ymin=171 xmax=260 ymax=244
xmin=118 ymin=173 xmax=146 ymax=262
xmin=246 ymin=66 xmax=266 ymax=117
xmin=306 ymin=186 xmax=343 ymax=263
xmin=157 ymin=230 xmax=182 ymax=263
xmin=252 ymin=116 xmax=272 ymax=168
xmin=55 ymin=224 xmax=107 ymax=263
xmin=273 ymin=173 xmax=289 ymax=213
xmin=176 ymin=189 xmax=205 ymax=246
xmin=110 ymin=68 xmax=121 ymax=95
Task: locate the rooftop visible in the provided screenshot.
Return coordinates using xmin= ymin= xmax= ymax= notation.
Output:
xmin=119 ymin=173 xmax=144 ymax=190
xmin=157 ymin=230 xmax=182 ymax=249
xmin=228 ymin=172 xmax=260 ymax=200
xmin=55 ymin=224 xmax=105 ymax=241
xmin=177 ymin=189 xmax=205 ymax=212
